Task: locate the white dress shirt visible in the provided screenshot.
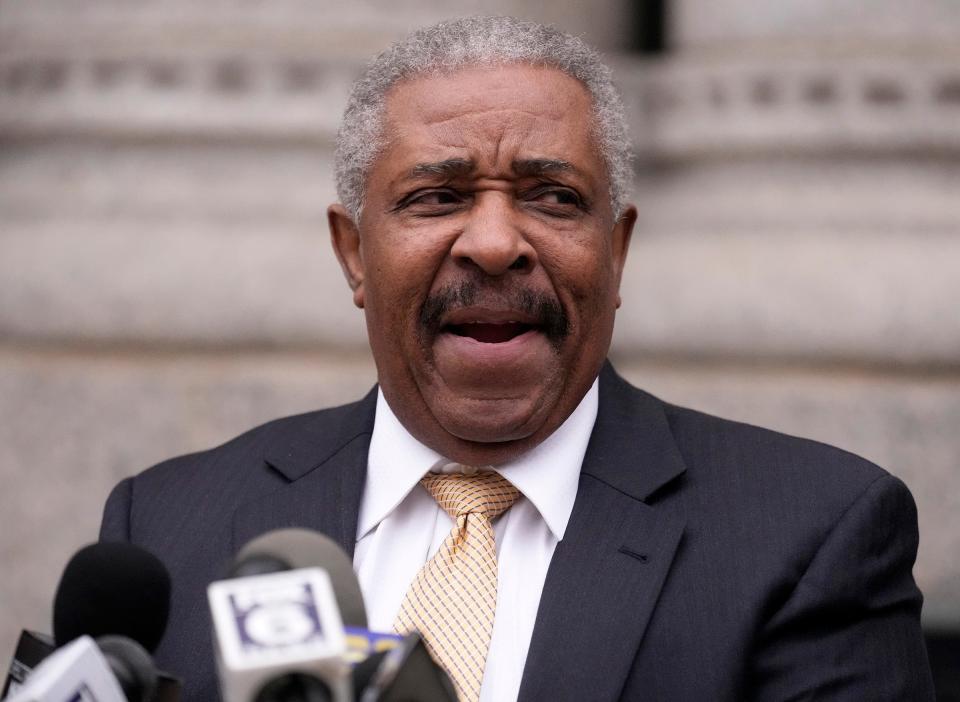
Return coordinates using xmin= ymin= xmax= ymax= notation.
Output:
xmin=353 ymin=379 xmax=598 ymax=702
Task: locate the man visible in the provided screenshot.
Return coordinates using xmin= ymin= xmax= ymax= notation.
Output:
xmin=100 ymin=16 xmax=935 ymax=701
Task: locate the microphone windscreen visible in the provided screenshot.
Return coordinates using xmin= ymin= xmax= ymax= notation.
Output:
xmin=53 ymin=542 xmax=171 ymax=653
xmin=232 ymin=529 xmax=367 ymax=629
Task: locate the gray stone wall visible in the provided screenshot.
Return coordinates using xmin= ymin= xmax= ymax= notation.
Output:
xmin=2 ymin=0 xmax=958 ymax=665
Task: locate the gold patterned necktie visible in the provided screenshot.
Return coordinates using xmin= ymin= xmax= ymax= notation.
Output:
xmin=394 ymin=470 xmax=521 ymax=702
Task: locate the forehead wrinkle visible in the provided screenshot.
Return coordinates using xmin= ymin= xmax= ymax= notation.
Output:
xmin=492 ymin=125 xmax=506 ymax=174
xmin=421 ymin=107 xmax=545 ymax=154
xmin=421 ymin=106 xmax=563 ymax=127
xmin=384 ymin=91 xmax=597 ymax=183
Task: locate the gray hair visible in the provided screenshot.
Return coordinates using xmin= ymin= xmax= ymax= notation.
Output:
xmin=334 ymin=16 xmax=632 ymax=223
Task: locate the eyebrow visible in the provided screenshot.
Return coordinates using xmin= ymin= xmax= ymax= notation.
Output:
xmin=511 ymin=158 xmax=574 ymax=177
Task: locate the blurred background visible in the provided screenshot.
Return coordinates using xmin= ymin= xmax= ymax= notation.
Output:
xmin=1 ymin=0 xmax=958 ymax=695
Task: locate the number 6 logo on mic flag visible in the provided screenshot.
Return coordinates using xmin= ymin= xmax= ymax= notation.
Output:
xmin=208 ymin=567 xmax=350 ymax=702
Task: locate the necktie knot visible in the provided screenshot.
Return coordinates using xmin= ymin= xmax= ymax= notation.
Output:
xmin=420 ymin=471 xmax=521 ymax=521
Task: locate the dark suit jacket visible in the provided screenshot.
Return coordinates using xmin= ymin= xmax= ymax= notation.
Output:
xmin=100 ymin=364 xmax=934 ymax=701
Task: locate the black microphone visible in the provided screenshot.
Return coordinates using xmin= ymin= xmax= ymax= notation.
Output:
xmin=48 ymin=541 xmax=179 ymax=702
xmin=2 ymin=631 xmax=56 ymax=698
xmin=354 ymin=633 xmax=457 ymax=702
xmin=4 ymin=539 xmax=170 ymax=698
xmin=53 ymin=542 xmax=171 ymax=653
xmin=350 ymin=651 xmax=389 ymax=700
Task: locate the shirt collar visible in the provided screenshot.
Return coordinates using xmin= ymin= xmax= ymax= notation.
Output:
xmin=359 ymin=379 xmax=598 ymax=542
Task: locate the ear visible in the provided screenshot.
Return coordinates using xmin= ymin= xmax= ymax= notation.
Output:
xmin=328 ymin=204 xmax=366 ymax=309
xmin=611 ymin=205 xmax=636 ymax=309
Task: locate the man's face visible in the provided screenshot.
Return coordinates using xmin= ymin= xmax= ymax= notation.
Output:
xmin=330 ymin=64 xmax=634 ymax=465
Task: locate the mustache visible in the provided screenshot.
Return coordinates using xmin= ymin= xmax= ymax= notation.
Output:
xmin=419 ymin=281 xmax=570 ymax=347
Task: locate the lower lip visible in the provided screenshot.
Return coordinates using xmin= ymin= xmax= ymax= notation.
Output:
xmin=433 ymin=328 xmax=548 ymax=365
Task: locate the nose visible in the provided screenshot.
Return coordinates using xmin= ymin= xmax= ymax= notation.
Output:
xmin=450 ymin=192 xmax=536 ymax=276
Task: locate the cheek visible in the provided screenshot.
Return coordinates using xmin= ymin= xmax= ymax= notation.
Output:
xmin=364 ymin=267 xmax=422 ymax=328
xmin=360 ymin=228 xmax=450 ymax=324
xmin=542 ymin=241 xmax=618 ymax=314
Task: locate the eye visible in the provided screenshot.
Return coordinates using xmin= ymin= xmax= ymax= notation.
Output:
xmin=411 ymin=190 xmax=463 ymax=206
xmin=535 ymin=189 xmax=581 ymax=205
xmin=396 ymin=188 xmax=467 ymax=215
xmin=523 ymin=185 xmax=587 ymax=214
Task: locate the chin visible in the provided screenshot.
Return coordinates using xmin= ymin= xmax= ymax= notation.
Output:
xmin=448 ymin=423 xmax=532 ymax=446
xmin=436 ymin=398 xmax=545 ymax=446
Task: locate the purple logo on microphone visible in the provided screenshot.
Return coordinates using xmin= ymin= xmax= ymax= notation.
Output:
xmin=228 ymin=581 xmax=325 ymax=651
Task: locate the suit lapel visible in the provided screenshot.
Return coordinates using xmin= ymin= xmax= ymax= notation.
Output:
xmin=518 ymin=365 xmax=688 ymax=702
xmin=232 ymin=388 xmax=377 ymax=558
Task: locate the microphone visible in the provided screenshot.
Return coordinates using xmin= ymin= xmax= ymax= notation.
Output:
xmin=353 ymin=633 xmax=456 ymax=702
xmin=51 ymin=541 xmax=179 ymax=701
xmin=8 ymin=541 xmax=180 ymax=702
xmin=233 ymin=529 xmax=405 ymax=664
xmin=4 ymin=539 xmax=169 ymax=698
xmin=1 ymin=630 xmax=55 ymax=698
xmin=4 ymin=635 xmax=127 ymax=702
xmin=231 ymin=529 xmax=367 ymax=630
xmin=53 ymin=542 xmax=171 ymax=653
xmin=211 ymin=529 xmax=457 ymax=702
xmin=95 ymin=635 xmax=160 ymax=702
xmin=231 ymin=531 xmax=407 ymax=666
xmin=208 ymin=529 xmax=361 ymax=702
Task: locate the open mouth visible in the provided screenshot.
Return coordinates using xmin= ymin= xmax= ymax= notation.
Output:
xmin=421 ymin=282 xmax=569 ymax=351
xmin=444 ymin=322 xmax=537 ymax=344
